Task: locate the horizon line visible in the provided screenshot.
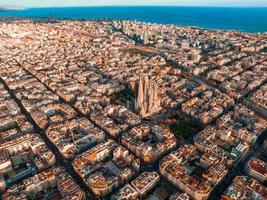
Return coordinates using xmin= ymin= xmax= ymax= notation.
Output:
xmin=2 ymin=5 xmax=267 ymax=9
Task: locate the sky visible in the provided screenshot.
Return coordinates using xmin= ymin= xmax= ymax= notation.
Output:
xmin=1 ymin=0 xmax=267 ymax=7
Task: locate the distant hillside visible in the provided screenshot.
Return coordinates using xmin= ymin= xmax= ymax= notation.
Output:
xmin=0 ymin=5 xmax=24 ymax=11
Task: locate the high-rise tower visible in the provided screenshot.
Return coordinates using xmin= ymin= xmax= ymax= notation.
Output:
xmin=143 ymin=29 xmax=149 ymax=45
xmin=122 ymin=20 xmax=127 ymax=33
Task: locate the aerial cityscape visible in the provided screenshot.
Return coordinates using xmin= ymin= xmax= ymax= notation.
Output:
xmin=0 ymin=1 xmax=266 ymax=200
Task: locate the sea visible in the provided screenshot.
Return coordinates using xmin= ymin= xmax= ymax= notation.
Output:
xmin=0 ymin=6 xmax=267 ymax=33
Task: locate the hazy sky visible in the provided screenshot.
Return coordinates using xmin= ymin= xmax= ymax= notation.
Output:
xmin=1 ymin=0 xmax=267 ymax=7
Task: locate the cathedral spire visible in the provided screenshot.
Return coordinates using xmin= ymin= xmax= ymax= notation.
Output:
xmin=135 ymin=74 xmax=162 ymax=118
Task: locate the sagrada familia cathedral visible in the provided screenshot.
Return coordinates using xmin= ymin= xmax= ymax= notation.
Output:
xmin=135 ymin=74 xmax=162 ymax=118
